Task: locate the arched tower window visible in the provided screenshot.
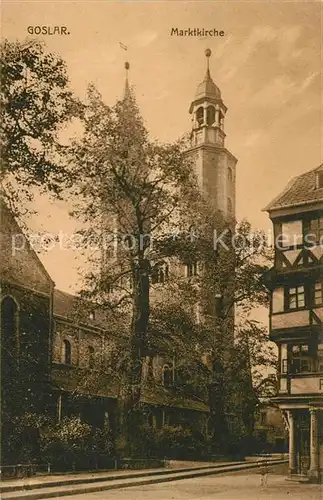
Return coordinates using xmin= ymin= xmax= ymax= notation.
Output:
xmin=162 ymin=364 xmax=173 ymax=389
xmin=62 ymin=339 xmax=71 ymax=365
xmin=219 ymin=111 xmax=224 ymax=129
xmin=88 ymin=345 xmax=95 ymax=369
xmin=206 ymin=106 xmax=215 ymax=126
xmin=185 ymin=261 xmax=198 ymax=277
xmin=151 ymin=263 xmax=169 ymax=284
xmin=196 ymin=107 xmax=204 ymax=127
xmin=228 ymin=167 xmax=233 ymax=183
xmin=1 ymin=296 xmax=19 ymax=361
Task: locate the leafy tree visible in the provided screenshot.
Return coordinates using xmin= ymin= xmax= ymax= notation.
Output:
xmin=146 ymin=216 xmax=274 ymax=451
xmin=69 ymin=83 xmax=196 ymax=453
xmin=0 ymin=39 xmax=82 ymax=206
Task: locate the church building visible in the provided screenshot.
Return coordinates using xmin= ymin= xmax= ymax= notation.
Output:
xmin=1 ymin=50 xmax=239 ymax=465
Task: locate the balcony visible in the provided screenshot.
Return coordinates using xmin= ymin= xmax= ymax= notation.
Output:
xmin=279 ymin=375 xmax=323 ymax=396
xmin=272 ymin=310 xmax=310 ymax=330
xmin=270 ymin=308 xmax=322 ymax=340
xmin=291 ymin=376 xmax=323 ymax=395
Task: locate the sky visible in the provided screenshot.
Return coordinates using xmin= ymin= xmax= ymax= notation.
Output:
xmin=2 ymin=0 xmax=322 ymax=295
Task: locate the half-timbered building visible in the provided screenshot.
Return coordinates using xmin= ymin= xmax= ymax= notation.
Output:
xmin=265 ymin=164 xmax=323 ymax=482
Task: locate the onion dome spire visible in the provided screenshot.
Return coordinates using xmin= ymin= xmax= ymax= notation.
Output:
xmin=194 ymin=48 xmax=221 ymax=101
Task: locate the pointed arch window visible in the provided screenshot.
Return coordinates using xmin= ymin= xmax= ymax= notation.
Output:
xmin=162 ymin=364 xmax=173 ymax=389
xmin=227 ymin=197 xmax=233 ymax=214
xmin=1 ymin=296 xmax=19 ymax=360
xmin=62 ymin=339 xmax=71 ymax=365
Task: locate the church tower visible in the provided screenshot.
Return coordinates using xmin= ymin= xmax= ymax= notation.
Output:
xmin=188 ymin=49 xmax=237 ymax=219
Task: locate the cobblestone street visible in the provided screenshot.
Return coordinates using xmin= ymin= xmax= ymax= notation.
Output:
xmin=56 ymin=469 xmax=323 ymax=500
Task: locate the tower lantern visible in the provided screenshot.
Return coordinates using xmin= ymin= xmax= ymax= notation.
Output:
xmin=189 ymin=49 xmax=227 ymax=148
xmin=187 ymin=49 xmax=236 ymax=218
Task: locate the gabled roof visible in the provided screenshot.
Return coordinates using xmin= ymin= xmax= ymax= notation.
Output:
xmin=53 ymin=288 xmax=110 ymax=330
xmin=0 ymin=197 xmax=54 ymax=294
xmin=141 ymin=383 xmax=210 ymax=413
xmin=264 ymin=164 xmax=323 ymax=212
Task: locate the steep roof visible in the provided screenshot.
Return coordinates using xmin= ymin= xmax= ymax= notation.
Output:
xmin=195 ymin=69 xmax=221 ymax=101
xmin=264 ymin=164 xmax=323 ymax=212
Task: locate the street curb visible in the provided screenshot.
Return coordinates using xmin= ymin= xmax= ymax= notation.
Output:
xmin=1 ymin=460 xmax=288 ymax=500
xmin=0 ymin=461 xmax=248 ymax=493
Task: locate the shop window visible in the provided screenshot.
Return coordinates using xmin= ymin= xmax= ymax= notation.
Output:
xmin=318 ymin=344 xmax=323 ymax=372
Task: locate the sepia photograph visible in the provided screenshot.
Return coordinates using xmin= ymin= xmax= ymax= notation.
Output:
xmin=0 ymin=1 xmax=322 ymax=498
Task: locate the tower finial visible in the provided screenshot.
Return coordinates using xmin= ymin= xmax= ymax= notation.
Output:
xmin=124 ymin=61 xmax=130 ymax=97
xmin=205 ymin=48 xmax=212 ymax=78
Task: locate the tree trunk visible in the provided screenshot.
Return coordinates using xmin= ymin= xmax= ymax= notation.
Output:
xmin=117 ymin=255 xmax=150 ymax=457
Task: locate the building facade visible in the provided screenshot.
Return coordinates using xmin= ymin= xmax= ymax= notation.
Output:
xmin=265 ymin=164 xmax=323 ymax=481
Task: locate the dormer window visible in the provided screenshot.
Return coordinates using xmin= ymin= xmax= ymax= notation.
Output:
xmin=316 ymin=171 xmax=323 ymax=189
xmin=308 ymin=217 xmax=323 ymax=245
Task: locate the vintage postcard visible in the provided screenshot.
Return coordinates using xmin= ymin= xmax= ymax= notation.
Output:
xmin=1 ymin=1 xmax=322 ymax=498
